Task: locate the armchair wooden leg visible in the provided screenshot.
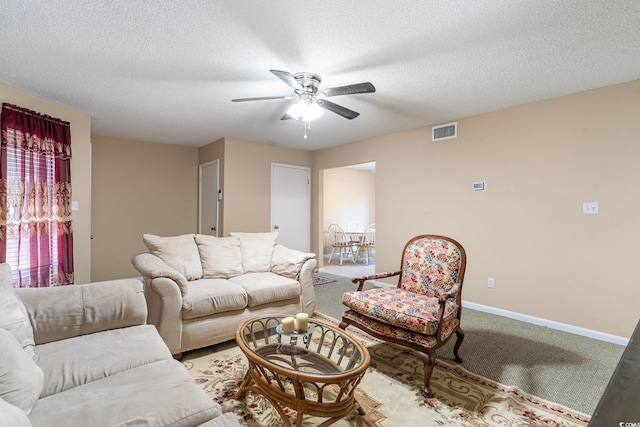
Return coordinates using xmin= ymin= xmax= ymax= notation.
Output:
xmin=417 ymin=351 xmax=436 ymax=398
xmin=453 ymin=329 xmax=464 ymax=363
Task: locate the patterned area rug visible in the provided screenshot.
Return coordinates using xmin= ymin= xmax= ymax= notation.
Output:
xmin=312 ymin=273 xmax=337 ymax=286
xmin=182 ymin=313 xmax=590 ymax=427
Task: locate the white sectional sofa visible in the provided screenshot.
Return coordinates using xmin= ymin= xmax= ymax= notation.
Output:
xmin=132 ymin=232 xmax=317 ymax=357
xmin=0 ymin=263 xmax=239 ymax=427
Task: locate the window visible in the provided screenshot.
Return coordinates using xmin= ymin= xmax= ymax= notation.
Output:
xmin=1 ymin=103 xmax=74 ymax=287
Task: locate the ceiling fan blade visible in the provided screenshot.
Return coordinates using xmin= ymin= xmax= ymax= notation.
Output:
xmin=318 ymin=100 xmax=360 ymax=120
xmin=232 ymin=96 xmax=291 ymax=102
xmin=321 ymin=82 xmax=375 ymax=97
xmin=270 ymin=70 xmax=303 ymax=91
xmin=280 ymin=114 xmax=294 ymax=120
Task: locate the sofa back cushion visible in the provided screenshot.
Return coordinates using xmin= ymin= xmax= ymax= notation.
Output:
xmin=0 ymin=264 xmax=36 ymax=360
xmin=143 ymin=234 xmax=203 ymax=280
xmin=15 ymin=279 xmax=147 ymax=345
xmin=194 ymin=235 xmax=244 ymax=278
xmin=229 ymin=232 xmax=279 ymax=273
xmin=0 ymin=328 xmax=43 ymax=415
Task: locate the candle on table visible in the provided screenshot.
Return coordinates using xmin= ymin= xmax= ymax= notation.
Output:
xmin=281 ymin=317 xmax=295 ymax=334
xmin=294 ymin=313 xmax=309 ymax=332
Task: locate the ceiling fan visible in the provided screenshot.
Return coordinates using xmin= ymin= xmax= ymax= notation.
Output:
xmin=232 ymin=70 xmax=375 ymax=121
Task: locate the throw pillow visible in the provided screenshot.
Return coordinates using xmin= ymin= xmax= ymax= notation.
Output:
xmin=229 ymin=232 xmax=279 ymax=273
xmin=0 ymin=328 xmax=44 ymax=415
xmin=142 ymin=234 xmax=203 ymax=280
xmin=271 ymin=245 xmax=316 ymax=279
xmin=194 ymin=235 xmax=244 ymax=278
xmin=0 ymin=264 xmax=36 ymax=360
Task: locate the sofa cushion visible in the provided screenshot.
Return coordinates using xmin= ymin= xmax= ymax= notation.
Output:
xmin=0 ymin=329 xmax=43 ymax=415
xmin=0 ymin=264 xmax=36 ymax=360
xmin=35 ymin=324 xmax=172 ymax=397
xmin=28 ymin=359 xmax=223 ymax=427
xmin=143 ymin=234 xmax=203 ymax=280
xmin=182 ymin=279 xmax=248 ymax=319
xmin=229 ymin=272 xmax=300 ymax=307
xmin=0 ymin=397 xmax=32 ymax=427
xmin=271 ymin=244 xmax=316 ymax=279
xmin=195 ymin=235 xmax=244 ymax=278
xmin=229 ymin=232 xmax=279 ymax=273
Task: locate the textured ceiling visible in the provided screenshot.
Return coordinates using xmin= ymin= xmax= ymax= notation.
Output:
xmin=1 ymin=1 xmax=639 ymax=151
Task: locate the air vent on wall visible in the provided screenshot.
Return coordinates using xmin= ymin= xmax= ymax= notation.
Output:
xmin=432 ymin=122 xmax=457 ymax=141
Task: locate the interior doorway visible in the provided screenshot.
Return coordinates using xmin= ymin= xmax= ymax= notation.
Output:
xmin=199 ymin=160 xmax=219 ymax=236
xmin=321 ymin=162 xmax=376 ymax=274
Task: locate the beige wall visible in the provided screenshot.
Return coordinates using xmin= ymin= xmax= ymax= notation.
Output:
xmin=0 ymin=83 xmax=92 ymax=284
xmin=312 ymin=80 xmax=640 ymax=338
xmin=5 ymin=78 xmax=638 ymax=338
xmin=90 ymin=135 xmax=313 ymax=281
xmin=219 ymin=137 xmax=313 ymax=236
xmin=91 ymin=135 xmax=199 ymax=281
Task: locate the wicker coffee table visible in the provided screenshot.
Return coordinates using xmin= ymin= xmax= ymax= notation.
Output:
xmin=235 ymin=315 xmax=370 ymax=427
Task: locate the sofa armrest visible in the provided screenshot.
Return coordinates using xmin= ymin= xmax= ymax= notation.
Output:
xmin=298 ymin=258 xmax=317 ymax=316
xmin=14 ymin=279 xmax=146 ymax=345
xmin=132 ymin=253 xmax=189 ymax=297
xmin=143 ymin=277 xmax=184 ymax=355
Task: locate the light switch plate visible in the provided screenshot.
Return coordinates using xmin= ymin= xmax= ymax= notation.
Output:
xmin=583 ymin=202 xmax=599 ymax=214
xmin=72 ymin=201 xmax=79 ymax=211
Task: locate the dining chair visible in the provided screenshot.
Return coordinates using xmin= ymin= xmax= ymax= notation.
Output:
xmin=328 ymin=223 xmax=356 ymax=265
xmin=356 ymin=224 xmax=376 ymax=265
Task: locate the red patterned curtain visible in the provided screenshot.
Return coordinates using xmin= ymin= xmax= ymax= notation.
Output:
xmin=0 ymin=103 xmax=74 ymax=287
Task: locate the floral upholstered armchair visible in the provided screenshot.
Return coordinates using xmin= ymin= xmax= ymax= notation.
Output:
xmin=340 ymin=234 xmax=467 ymax=398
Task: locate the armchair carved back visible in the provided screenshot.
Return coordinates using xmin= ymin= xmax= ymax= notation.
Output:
xmin=398 ymin=235 xmax=466 ymax=300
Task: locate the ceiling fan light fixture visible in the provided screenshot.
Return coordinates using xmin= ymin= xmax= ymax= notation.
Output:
xmin=287 ymin=97 xmax=324 ymax=122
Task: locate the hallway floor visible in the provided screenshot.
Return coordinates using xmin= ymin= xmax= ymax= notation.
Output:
xmin=319 ymin=254 xmax=375 ymax=278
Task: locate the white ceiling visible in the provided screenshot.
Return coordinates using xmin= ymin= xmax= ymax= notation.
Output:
xmin=1 ymin=1 xmax=639 ymax=151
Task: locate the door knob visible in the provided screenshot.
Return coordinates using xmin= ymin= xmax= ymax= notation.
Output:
xmin=274 ymin=224 xmax=279 ymax=230
xmin=211 ymin=227 xmax=216 ymax=231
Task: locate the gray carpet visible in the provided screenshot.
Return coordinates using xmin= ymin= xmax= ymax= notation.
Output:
xmin=311 ymin=271 xmax=625 ymax=416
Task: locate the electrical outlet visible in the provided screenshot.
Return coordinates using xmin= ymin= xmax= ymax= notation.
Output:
xmin=488 ymin=277 xmax=495 ymax=288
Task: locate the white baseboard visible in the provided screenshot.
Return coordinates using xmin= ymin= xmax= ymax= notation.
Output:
xmin=462 ymin=301 xmax=629 ymax=346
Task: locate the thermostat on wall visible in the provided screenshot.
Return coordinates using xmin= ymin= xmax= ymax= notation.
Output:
xmin=472 ymin=182 xmax=484 ymax=191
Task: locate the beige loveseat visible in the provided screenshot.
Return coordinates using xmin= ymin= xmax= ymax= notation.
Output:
xmin=132 ymin=232 xmax=317 ymax=357
xmin=0 ymin=264 xmax=239 ymax=427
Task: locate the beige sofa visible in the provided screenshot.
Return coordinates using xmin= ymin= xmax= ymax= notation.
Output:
xmin=0 ymin=264 xmax=239 ymax=427
xmin=132 ymin=232 xmax=317 ymax=357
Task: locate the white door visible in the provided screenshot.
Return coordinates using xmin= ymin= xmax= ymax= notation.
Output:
xmin=199 ymin=160 xmax=219 ymax=236
xmin=271 ymin=163 xmax=310 ymax=252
